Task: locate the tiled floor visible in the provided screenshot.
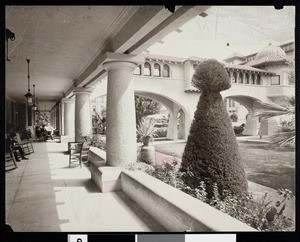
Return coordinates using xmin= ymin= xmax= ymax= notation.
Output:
xmin=5 ymin=141 xmax=164 ymax=232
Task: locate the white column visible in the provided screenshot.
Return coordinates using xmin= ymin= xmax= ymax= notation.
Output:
xmin=103 ymin=53 xmax=144 ymax=167
xmin=243 ymin=111 xmax=259 ymax=136
xmin=73 ymin=87 xmax=93 ymax=141
xmin=167 ymin=111 xmax=178 ymax=140
xmin=62 ymin=98 xmax=75 ymax=137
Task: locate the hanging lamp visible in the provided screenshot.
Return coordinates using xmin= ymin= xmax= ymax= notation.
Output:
xmin=24 ymin=59 xmax=33 ymax=104
xmin=32 ymin=84 xmax=38 ymax=110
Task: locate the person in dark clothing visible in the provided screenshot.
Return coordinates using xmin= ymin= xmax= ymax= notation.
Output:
xmin=5 ymin=134 xmax=28 ymax=161
xmin=35 ymin=125 xmax=42 ymax=141
xmin=41 ymin=125 xmax=47 ymax=141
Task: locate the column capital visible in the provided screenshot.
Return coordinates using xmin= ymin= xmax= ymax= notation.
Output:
xmin=61 ymin=98 xmax=75 ymax=103
xmin=73 ymin=87 xmax=94 ymax=95
xmin=102 ymin=52 xmax=145 ymax=70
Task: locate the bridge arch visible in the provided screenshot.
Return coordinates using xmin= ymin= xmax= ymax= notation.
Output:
xmin=135 ymin=90 xmax=189 ymax=140
xmin=223 ymin=94 xmax=263 ymax=135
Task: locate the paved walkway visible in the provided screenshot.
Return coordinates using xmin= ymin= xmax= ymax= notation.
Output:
xmin=5 ymin=141 xmax=164 ymax=232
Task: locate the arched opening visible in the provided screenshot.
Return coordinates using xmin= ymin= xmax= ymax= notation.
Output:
xmin=135 ymin=95 xmax=169 ymax=140
xmin=162 ymin=64 xmax=170 ymax=77
xmin=256 ymin=74 xmax=261 ymax=85
xmin=245 ymin=73 xmax=250 ymax=84
xmin=144 ymin=62 xmax=151 ymax=76
xmin=153 ymin=63 xmax=161 ymax=77
xmin=230 ymin=113 xmax=238 ymax=122
xmin=133 ymin=65 xmax=142 ymax=75
xmin=251 ymin=74 xmax=255 ymax=84
xmin=232 ymin=72 xmax=237 ymax=83
xmin=239 ymin=72 xmax=243 ymax=83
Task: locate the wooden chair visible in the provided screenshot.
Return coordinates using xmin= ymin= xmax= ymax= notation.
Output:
xmin=81 ymin=145 xmax=90 ymax=165
xmin=5 ymin=145 xmax=18 ymax=169
xmin=69 ymin=142 xmax=84 ymax=168
xmin=15 ymin=133 xmax=34 ymax=155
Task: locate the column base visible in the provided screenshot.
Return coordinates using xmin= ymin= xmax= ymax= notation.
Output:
xmin=60 ymin=135 xmax=75 ymax=143
xmin=90 ymin=165 xmax=122 ymax=193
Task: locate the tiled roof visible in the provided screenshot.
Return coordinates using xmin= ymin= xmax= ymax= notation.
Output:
xmin=142 ymin=53 xmax=185 ymax=63
xmin=223 ymin=53 xmax=246 ymax=61
xmin=184 ymin=56 xmax=205 ymax=62
xmin=224 ymin=63 xmax=274 ymax=74
xmin=245 ymin=55 xmax=289 ymax=67
xmin=142 ymin=53 xmax=275 ymax=75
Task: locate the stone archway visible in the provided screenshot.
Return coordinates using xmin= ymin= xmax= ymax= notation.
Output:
xmin=224 ymin=95 xmax=262 ymax=136
xmin=135 ymin=91 xmax=188 ymax=140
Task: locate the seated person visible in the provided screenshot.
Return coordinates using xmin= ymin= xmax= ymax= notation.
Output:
xmin=45 ymin=123 xmax=54 ymax=140
xmin=5 ymin=134 xmax=29 ymax=161
xmin=35 ymin=125 xmax=42 ymax=141
xmin=41 ymin=125 xmax=48 ymax=141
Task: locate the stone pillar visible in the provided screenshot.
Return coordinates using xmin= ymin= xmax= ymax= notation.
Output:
xmin=243 ymin=112 xmax=259 ymax=136
xmin=177 ymin=109 xmax=185 ymax=139
xmin=167 ymin=111 xmax=178 ymax=141
xmin=62 ymin=98 xmax=75 ymax=137
xmin=73 ymin=87 xmax=93 ymax=141
xmin=103 ymin=53 xmax=144 ymax=167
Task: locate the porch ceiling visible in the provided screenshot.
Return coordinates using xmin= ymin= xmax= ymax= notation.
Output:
xmin=5 ymin=5 xmax=209 ymax=110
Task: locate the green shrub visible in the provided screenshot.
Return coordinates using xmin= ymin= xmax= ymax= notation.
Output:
xmin=180 ymin=59 xmax=248 ymax=198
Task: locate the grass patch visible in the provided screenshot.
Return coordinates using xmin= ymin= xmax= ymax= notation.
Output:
xmin=154 ymin=140 xmax=295 ymax=193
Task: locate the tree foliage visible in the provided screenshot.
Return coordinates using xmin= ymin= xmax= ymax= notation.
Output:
xmin=135 ymin=95 xmax=161 ymax=124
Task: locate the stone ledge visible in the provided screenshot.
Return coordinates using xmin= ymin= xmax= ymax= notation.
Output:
xmin=121 ymin=170 xmax=257 ymax=232
xmin=88 ymin=147 xmax=122 ymax=193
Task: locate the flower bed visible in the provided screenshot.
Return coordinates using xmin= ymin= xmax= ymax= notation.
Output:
xmin=146 ymin=160 xmax=295 ymax=231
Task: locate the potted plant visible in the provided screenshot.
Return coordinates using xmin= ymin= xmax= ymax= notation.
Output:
xmin=136 ymin=117 xmax=157 ymax=146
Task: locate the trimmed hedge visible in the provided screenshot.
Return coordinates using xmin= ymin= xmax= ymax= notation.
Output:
xmin=180 ymin=59 xmax=248 ymax=198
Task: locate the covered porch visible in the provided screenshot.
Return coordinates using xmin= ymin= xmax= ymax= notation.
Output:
xmin=5 ymin=140 xmax=164 ymax=232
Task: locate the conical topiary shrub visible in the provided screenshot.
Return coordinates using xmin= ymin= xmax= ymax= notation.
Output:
xmin=180 ymin=59 xmax=248 ymax=199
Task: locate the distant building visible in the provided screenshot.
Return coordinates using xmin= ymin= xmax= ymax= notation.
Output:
xmin=91 ymin=41 xmax=294 ymax=138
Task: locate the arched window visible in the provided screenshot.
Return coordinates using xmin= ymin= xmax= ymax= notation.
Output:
xmin=232 ymin=72 xmax=237 ymax=83
xmin=153 ymin=63 xmax=161 ymax=77
xmin=251 ymin=74 xmax=255 ymax=84
xmin=239 ymin=73 xmax=243 ymax=83
xmin=245 ymin=73 xmax=250 ymax=84
xmin=230 ymin=113 xmax=238 ymax=122
xmin=256 ymin=75 xmax=261 ymax=85
xmin=144 ymin=62 xmax=151 ymax=76
xmin=133 ymin=65 xmax=141 ymax=75
xmin=162 ymin=64 xmax=170 ymax=77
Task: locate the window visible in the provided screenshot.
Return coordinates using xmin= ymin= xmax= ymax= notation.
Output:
xmin=251 ymin=74 xmax=255 ymax=84
xmin=133 ymin=65 xmax=141 ymax=75
xmin=232 ymin=72 xmax=237 ymax=83
xmin=271 ymin=75 xmax=280 ymax=85
xmin=239 ymin=73 xmax=243 ymax=83
xmin=227 ymin=71 xmax=231 ymax=78
xmin=230 ymin=114 xmax=238 ymax=122
xmin=153 ymin=63 xmax=161 ymax=77
xmin=256 ymin=75 xmax=261 ymax=85
xmin=144 ymin=62 xmax=151 ymax=76
xmin=162 ymin=64 xmax=170 ymax=77
xmin=245 ymin=73 xmax=250 ymax=84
